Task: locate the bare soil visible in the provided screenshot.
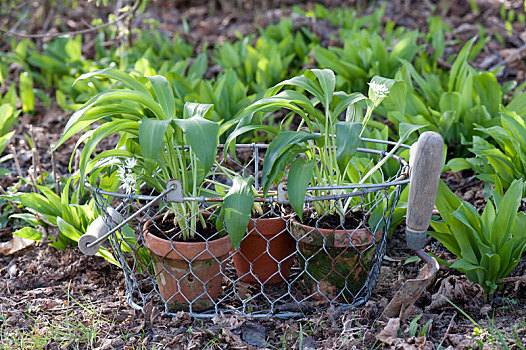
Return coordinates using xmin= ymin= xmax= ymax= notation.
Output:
xmin=1 ymin=0 xmax=526 ymax=349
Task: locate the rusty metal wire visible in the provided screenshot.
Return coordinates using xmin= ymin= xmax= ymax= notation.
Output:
xmin=90 ymin=142 xmax=408 ymax=318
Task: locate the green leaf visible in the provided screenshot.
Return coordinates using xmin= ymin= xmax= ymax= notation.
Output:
xmin=448 ymin=37 xmax=476 ymax=92
xmin=399 ymin=59 xmax=439 ymax=104
xmin=9 ymin=192 xmax=60 ymax=219
xmin=53 ymin=90 xmax=163 ymax=151
xmin=429 ymin=229 xmax=462 ymax=258
xmin=172 ymin=114 xmax=219 ymax=171
xmin=434 ymin=180 xmax=462 ymax=222
xmin=146 ymin=75 xmax=175 ymax=119
xmin=134 ymin=57 xmax=156 ymax=76
xmin=409 ymin=314 xmax=423 ymax=337
xmin=183 ymin=102 xmax=214 ymax=120
xmin=451 ymin=205 xmax=490 ymax=256
xmin=60 ymin=176 xmax=76 ymax=226
xmin=481 ymin=253 xmax=501 ymax=289
xmin=219 ymin=43 xmax=240 ymax=68
xmin=13 ymin=226 xmax=69 ymax=250
xmin=13 ymin=227 xmax=43 ymax=241
xmin=77 ymin=121 xmax=138 ymax=187
xmin=501 ymin=111 xmax=526 ymax=157
xmin=0 ymin=131 xmax=14 ymax=155
xmin=313 ymin=47 xmax=367 ymax=80
xmin=188 ymin=53 xmax=208 ymax=79
xmin=75 ymin=68 xmax=150 ymax=96
xmin=474 ymin=73 xmax=502 ymax=116
xmin=273 ymin=72 xmax=325 ymax=106
xmin=450 ymin=258 xmax=483 ymax=272
xmin=332 ymin=92 xmax=368 ymax=121
xmin=480 ymin=201 xmax=496 ymax=244
xmin=57 ymin=216 xmax=82 ymax=241
xmin=0 ymin=104 xmax=17 ymax=136
xmin=3 ymin=84 xmax=17 ymax=108
xmin=446 ymin=158 xmax=471 ymax=172
xmin=288 ymin=158 xmax=314 ymax=218
xmin=312 ymin=69 xmax=335 ymax=110
xmin=223 ymin=176 xmax=254 ymax=250
xmin=335 ymin=121 xmax=362 ymax=170
xmin=373 ymin=76 xmax=407 ymax=115
xmin=36 ymin=183 xmax=62 ymax=210
xmin=261 ymin=131 xmax=320 ymax=194
xmin=139 ymin=118 xmax=170 ymax=163
xmin=19 ymin=72 xmax=34 ymax=113
xmin=491 ymin=179 xmax=523 ymax=249
xmin=399 ymin=122 xmax=426 ymax=142
xmin=507 ymin=91 xmax=526 ymax=116
xmin=439 ymin=91 xmax=461 ymax=113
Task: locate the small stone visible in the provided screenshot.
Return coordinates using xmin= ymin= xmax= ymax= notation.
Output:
xmin=6 ymin=316 xmax=17 ymax=326
xmin=480 ymin=304 xmax=491 ymax=315
xmin=240 ymin=322 xmax=266 ymax=347
xmin=111 ymin=338 xmax=125 ymax=347
xmin=7 ymin=263 xmax=17 ymax=279
xmin=463 ymin=189 xmax=475 ymax=201
xmin=100 ymin=338 xmax=113 ymax=350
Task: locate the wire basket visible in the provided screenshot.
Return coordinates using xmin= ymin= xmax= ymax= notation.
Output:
xmin=88 ymin=140 xmax=409 ymax=318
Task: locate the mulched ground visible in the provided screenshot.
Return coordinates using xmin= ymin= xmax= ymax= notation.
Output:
xmin=1 ymin=0 xmax=526 ymax=349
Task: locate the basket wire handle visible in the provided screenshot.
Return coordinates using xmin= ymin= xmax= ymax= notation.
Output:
xmin=78 ymin=183 xmax=176 ymax=255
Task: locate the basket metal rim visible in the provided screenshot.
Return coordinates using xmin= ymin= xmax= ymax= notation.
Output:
xmin=86 ymin=140 xmax=410 ymax=202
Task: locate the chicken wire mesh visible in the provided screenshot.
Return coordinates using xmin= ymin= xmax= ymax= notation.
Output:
xmin=87 ymin=141 xmax=409 ymax=318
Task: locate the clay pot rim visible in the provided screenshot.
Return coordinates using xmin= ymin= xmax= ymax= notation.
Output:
xmin=290 ymin=215 xmax=383 ymax=247
xmin=245 ymin=214 xmax=291 ymax=237
xmin=250 ymin=198 xmax=293 ymax=221
xmin=143 ymin=212 xmax=232 ymax=261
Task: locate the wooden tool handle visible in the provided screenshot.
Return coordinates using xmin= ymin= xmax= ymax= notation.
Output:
xmin=78 ymin=208 xmax=121 ymax=255
xmin=406 ymin=131 xmax=444 ymax=250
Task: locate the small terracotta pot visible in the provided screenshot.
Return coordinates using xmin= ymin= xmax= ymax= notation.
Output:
xmin=290 ymin=215 xmax=382 ymax=302
xmin=143 ymin=212 xmax=232 ymax=311
xmin=232 ymin=215 xmax=295 ymax=284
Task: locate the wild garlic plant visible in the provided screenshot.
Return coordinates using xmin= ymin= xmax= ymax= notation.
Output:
xmin=117 ymin=158 xmax=138 ymax=194
xmin=226 ymin=69 xmax=419 ymax=224
xmin=53 ymin=69 xmax=253 ymax=247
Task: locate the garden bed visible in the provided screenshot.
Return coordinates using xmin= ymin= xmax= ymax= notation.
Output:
xmin=1 ymin=0 xmax=526 ymax=348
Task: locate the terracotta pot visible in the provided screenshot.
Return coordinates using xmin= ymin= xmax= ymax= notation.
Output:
xmin=232 ymin=215 xmax=295 ymax=284
xmin=290 ymin=215 xmax=382 ymax=302
xmin=143 ymin=212 xmax=232 ymax=311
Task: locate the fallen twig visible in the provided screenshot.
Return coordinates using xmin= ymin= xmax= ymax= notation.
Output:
xmin=498 ymin=275 xmax=526 ymax=283
xmin=437 ymin=311 xmax=456 ymax=350
xmin=51 ymin=150 xmax=60 ymax=196
xmin=0 ymin=0 xmax=142 ymax=39
xmin=7 ymin=144 xmax=38 ymax=192
xmin=489 ymin=43 xmax=526 ymax=71
xmin=29 ymin=125 xmax=44 ymax=185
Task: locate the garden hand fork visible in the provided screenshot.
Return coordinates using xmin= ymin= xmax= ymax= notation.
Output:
xmin=382 ymin=131 xmax=443 ymax=320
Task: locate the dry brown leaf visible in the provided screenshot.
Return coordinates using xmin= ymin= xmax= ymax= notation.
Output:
xmin=410 ymin=336 xmax=434 ymax=350
xmin=0 ymin=236 xmax=34 ymax=255
xmin=447 ymin=334 xmax=476 ymax=349
xmin=212 ymin=313 xmax=244 ymax=329
xmin=426 ymin=275 xmax=483 ymax=311
xmin=221 ymin=328 xmax=247 ymax=349
xmin=376 ymin=318 xmax=401 ymax=345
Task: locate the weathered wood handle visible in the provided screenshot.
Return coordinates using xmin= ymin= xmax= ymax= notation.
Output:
xmin=78 ymin=207 xmax=121 ymax=255
xmin=406 ymin=131 xmax=444 ymax=250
